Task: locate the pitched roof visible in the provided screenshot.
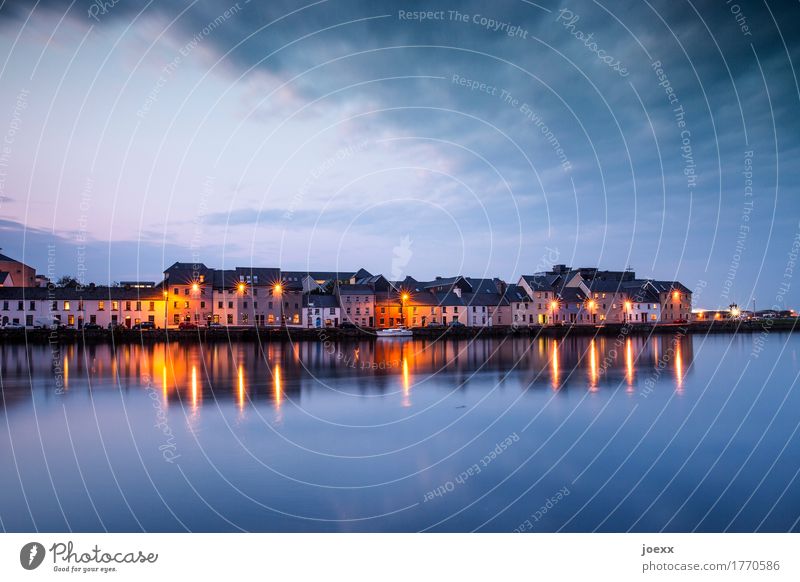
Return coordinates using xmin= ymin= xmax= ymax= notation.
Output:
xmin=336 ymin=284 xmax=374 ymax=295
xmin=521 ymin=273 xmax=562 ymax=290
xmin=302 ymin=294 xmax=339 ymax=308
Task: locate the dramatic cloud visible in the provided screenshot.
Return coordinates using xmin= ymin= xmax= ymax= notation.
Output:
xmin=0 ymin=0 xmax=798 ymax=309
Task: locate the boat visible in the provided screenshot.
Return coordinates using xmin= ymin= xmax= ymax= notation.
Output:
xmin=376 ymin=326 xmax=413 ymax=338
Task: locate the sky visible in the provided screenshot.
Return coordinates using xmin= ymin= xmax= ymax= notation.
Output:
xmin=0 ymin=0 xmax=798 ymax=310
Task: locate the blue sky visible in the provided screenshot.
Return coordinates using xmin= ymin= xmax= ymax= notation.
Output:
xmin=0 ymin=0 xmax=798 ymax=309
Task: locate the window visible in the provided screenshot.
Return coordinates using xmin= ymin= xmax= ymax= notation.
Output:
xmin=112 ymin=301 xmax=119 ymax=310
xmin=17 ymin=301 xmax=23 ymax=311
xmin=174 ymin=288 xmax=179 ymax=295
xmin=125 ymin=301 xmax=131 ymax=311
xmin=29 ymin=301 xmax=35 ymax=310
xmin=68 ymin=315 xmax=74 ymax=326
xmin=184 ymin=288 xmax=189 ymax=295
xmin=268 ymin=301 xmax=273 ymax=309
xmin=63 ymin=301 xmax=70 ymax=310
xmin=149 ymin=301 xmax=155 ymax=311
xmin=78 ymin=301 xmax=84 ymax=311
xmin=173 ymin=301 xmax=178 ymax=309
xmin=254 ymin=302 xmax=258 ymax=309
xmin=228 ymin=301 xmax=233 ymax=309
xmin=243 ymin=302 xmax=248 ymax=309
xmin=26 ymin=314 xmax=33 ymax=326
xmin=90 ymin=315 xmax=97 ymax=324
xmin=98 ymin=301 xmax=105 ymax=311
xmin=200 ymin=301 xmax=206 ymax=309
xmin=380 ymin=318 xmax=385 ymax=325
xmin=241 ymin=313 xmax=248 ymax=324
xmin=135 ymin=301 xmax=141 ymax=311
xmin=227 ymin=314 xmax=233 ymax=324
xmin=49 ymin=300 xmax=57 ymax=311
xmin=329 ymin=308 xmax=335 ymax=314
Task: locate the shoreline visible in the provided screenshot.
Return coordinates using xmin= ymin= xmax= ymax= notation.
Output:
xmin=0 ymin=319 xmax=796 ymax=344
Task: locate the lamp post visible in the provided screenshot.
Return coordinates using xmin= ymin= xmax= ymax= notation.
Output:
xmin=400 ymin=292 xmax=409 ymax=326
xmin=550 ymin=300 xmax=558 ymax=326
xmin=624 ymin=300 xmax=632 ymax=324
xmin=274 ymin=282 xmax=283 ymax=327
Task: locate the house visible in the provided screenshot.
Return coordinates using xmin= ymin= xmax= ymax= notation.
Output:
xmin=302 ymin=294 xmax=340 ymax=328
xmin=162 ymin=262 xmax=214 ymax=326
xmin=0 ymin=285 xmax=167 ymax=328
xmin=335 ymin=284 xmax=375 ymax=327
xmin=0 ymin=252 xmax=37 ymax=287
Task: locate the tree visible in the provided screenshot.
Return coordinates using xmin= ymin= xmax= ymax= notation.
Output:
xmin=56 ymin=275 xmax=80 ymax=287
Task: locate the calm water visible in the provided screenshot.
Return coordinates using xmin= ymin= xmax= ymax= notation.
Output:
xmin=1 ymin=332 xmax=799 ymax=532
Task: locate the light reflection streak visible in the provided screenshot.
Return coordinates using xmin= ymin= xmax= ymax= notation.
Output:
xmin=551 ymin=339 xmax=559 ymax=390
xmin=588 ymin=339 xmax=598 ymax=391
xmin=625 ymin=338 xmax=634 ymax=390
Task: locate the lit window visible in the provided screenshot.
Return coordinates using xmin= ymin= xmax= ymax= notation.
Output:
xmin=63 ymin=301 xmax=70 ymax=310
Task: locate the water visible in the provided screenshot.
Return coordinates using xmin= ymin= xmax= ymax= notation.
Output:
xmin=1 ymin=332 xmax=799 ymax=532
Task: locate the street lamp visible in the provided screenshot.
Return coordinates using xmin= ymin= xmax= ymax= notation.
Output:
xmin=550 ymin=300 xmax=558 ymax=325
xmin=273 ymin=282 xmax=284 ymax=326
xmin=624 ymin=300 xmax=632 ymax=323
xmin=400 ymin=292 xmax=409 ymax=326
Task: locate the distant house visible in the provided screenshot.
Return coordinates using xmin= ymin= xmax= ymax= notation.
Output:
xmin=335 ymin=284 xmax=375 ymax=327
xmin=302 ymin=294 xmax=340 ymax=328
xmin=0 ymin=285 xmax=166 ymax=328
xmin=0 ymin=252 xmax=37 ymax=287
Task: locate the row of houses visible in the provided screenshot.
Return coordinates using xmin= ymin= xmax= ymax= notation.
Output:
xmin=0 ymin=254 xmax=693 ymax=329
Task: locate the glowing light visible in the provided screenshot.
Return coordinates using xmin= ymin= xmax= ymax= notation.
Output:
xmin=730 ymin=306 xmax=741 ymax=318
xmin=587 ymin=300 xmax=596 ymax=309
xmin=63 ymin=357 xmax=69 ymax=389
xmin=672 ymin=291 xmax=680 ymax=300
xmin=401 ymin=293 xmax=409 ymax=302
xmin=274 ymin=283 xmax=282 ymax=293
xmin=550 ymin=301 xmax=559 ymax=310
xmin=589 ymin=339 xmax=598 ymax=391
xmin=624 ymin=301 xmax=632 ymax=310
xmin=237 ymin=282 xmax=246 ymax=293
xmin=192 ymin=283 xmax=199 ymax=291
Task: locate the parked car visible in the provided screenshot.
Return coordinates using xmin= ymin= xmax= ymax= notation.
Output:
xmin=82 ymin=322 xmax=102 ymax=330
xmin=178 ymin=321 xmax=198 ymax=330
xmin=132 ymin=322 xmax=156 ymax=331
xmin=448 ymin=321 xmax=465 ymax=328
xmin=339 ymin=322 xmax=357 ymax=329
xmin=2 ymin=322 xmax=25 ymax=330
xmin=426 ymin=321 xmax=444 ymax=328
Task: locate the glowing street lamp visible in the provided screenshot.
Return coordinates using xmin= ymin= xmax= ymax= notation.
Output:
xmin=191 ymin=282 xmax=199 ymax=292
xmin=400 ymin=291 xmax=410 ymax=326
xmin=550 ymin=300 xmax=559 ymax=325
xmin=237 ymin=282 xmax=246 ymax=293
xmin=624 ymin=300 xmax=632 ymax=323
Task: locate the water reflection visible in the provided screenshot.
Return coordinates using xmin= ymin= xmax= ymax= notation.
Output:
xmin=0 ymin=334 xmax=694 ymax=410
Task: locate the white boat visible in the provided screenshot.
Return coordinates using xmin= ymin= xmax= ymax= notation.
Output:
xmin=376 ymin=326 xmax=413 ymax=338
